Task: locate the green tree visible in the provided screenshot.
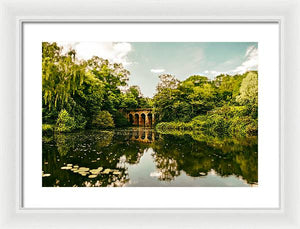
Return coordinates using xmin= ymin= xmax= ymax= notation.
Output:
xmin=56 ymin=109 xmax=76 ymax=132
xmin=42 ymin=42 xmax=133 ymax=130
xmin=92 ymin=111 xmax=115 ymax=129
xmin=87 ymin=56 xmax=130 ymax=114
xmin=42 ymin=42 xmax=86 ymax=109
xmin=120 ymin=85 xmax=151 ymax=109
xmin=153 ymin=71 xmax=258 ymax=138
xmin=236 ymin=71 xmax=258 ymax=117
xmin=236 ymin=71 xmax=258 ymax=106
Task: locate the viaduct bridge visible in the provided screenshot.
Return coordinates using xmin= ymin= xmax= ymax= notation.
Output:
xmin=125 ymin=108 xmax=155 ymax=127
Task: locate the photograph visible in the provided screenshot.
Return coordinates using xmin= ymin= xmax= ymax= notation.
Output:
xmin=42 ymin=42 xmax=258 ymax=187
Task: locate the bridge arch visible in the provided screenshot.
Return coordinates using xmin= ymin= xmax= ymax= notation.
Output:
xmin=126 ymin=108 xmax=155 ymax=127
xmin=140 ymin=113 xmax=146 ymax=126
xmin=147 ymin=113 xmax=153 ymax=127
xmin=129 ymin=114 xmax=134 ymax=125
xmin=134 ymin=114 xmax=139 ymax=126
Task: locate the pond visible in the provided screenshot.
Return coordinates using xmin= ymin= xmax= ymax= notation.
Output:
xmin=42 ymin=128 xmax=258 ymax=187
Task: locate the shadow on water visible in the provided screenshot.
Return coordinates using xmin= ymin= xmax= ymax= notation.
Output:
xmin=42 ymin=128 xmax=258 ymax=187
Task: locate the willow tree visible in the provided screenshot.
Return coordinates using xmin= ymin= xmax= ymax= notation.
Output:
xmin=42 ymin=42 xmax=133 ymax=129
xmin=42 ymin=42 xmax=86 ymax=109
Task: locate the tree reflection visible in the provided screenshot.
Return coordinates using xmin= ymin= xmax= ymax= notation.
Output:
xmin=152 ymin=133 xmax=258 ymax=184
xmin=152 ymin=154 xmax=180 ymax=181
xmin=42 ymin=128 xmax=258 ymax=187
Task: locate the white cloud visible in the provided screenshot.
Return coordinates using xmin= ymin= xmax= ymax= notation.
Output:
xmin=203 ymin=70 xmax=222 ymax=78
xmin=56 ymin=42 xmax=132 ymax=66
xmin=202 ymin=46 xmax=258 ymax=78
xmin=150 ymin=69 xmax=165 ymax=74
xmin=204 ymin=70 xmax=221 ymax=75
xmin=232 ymin=45 xmax=258 ymax=74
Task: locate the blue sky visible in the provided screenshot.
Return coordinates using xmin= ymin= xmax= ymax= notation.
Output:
xmin=59 ymin=42 xmax=258 ymax=98
xmin=127 ymin=42 xmax=258 ymax=97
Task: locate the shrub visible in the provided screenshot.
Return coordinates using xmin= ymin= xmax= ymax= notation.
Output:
xmin=74 ymin=114 xmax=87 ymax=130
xmin=56 ymin=109 xmax=76 ymax=132
xmin=156 ymin=105 xmax=257 ymax=138
xmin=156 ymin=121 xmax=194 ymax=132
xmin=202 ymin=114 xmax=230 ymax=137
xmin=92 ymin=111 xmax=115 ymax=129
xmin=113 ymin=111 xmax=130 ymax=127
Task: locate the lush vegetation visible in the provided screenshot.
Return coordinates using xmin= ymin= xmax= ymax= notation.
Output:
xmin=43 ymin=42 xmax=258 ymax=138
xmin=154 ymin=72 xmax=258 ymax=137
xmin=42 ymin=42 xmax=150 ymax=132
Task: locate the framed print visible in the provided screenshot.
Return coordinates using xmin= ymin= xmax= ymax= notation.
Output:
xmin=21 ymin=21 xmax=280 ymax=209
xmin=1 ymin=0 xmax=300 ymax=228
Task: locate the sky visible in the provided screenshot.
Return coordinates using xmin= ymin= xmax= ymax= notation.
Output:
xmin=58 ymin=42 xmax=258 ymax=98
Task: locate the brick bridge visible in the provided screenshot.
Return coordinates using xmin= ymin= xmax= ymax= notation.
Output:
xmin=125 ymin=108 xmax=155 ymax=127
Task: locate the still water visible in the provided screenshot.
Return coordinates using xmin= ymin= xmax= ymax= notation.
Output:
xmin=42 ymin=128 xmax=258 ymax=187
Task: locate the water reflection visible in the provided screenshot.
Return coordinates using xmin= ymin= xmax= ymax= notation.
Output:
xmin=42 ymin=128 xmax=258 ymax=187
xmin=129 ymin=128 xmax=156 ymax=143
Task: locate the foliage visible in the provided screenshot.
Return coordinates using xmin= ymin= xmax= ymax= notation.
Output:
xmin=42 ymin=42 xmax=148 ymax=130
xmin=156 ymin=105 xmax=257 ymax=138
xmin=236 ymin=71 xmax=258 ymax=118
xmin=153 ymin=71 xmax=258 ymax=138
xmin=92 ymin=111 xmax=115 ymax=129
xmin=236 ymin=72 xmax=258 ymax=106
xmin=214 ymin=73 xmax=246 ymax=104
xmin=42 ymin=42 xmax=85 ymax=109
xmin=120 ymin=85 xmax=151 ymax=109
xmin=202 ymin=106 xmax=257 ymax=137
xmin=156 ymin=121 xmax=194 ymax=131
xmin=42 ymin=124 xmax=55 ymax=134
xmin=154 ymin=74 xmax=218 ymax=122
xmin=56 ymin=109 xmax=77 ymax=132
xmin=113 ymin=111 xmax=130 ymax=127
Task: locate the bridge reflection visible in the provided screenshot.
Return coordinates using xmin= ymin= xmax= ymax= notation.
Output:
xmin=128 ymin=128 xmax=158 ymax=143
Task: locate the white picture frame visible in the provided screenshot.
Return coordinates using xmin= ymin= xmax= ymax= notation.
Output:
xmin=0 ymin=0 xmax=298 ymax=228
xmin=22 ymin=21 xmax=278 ymax=210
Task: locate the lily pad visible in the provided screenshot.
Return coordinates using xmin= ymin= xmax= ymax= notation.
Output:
xmin=88 ymin=175 xmax=97 ymax=178
xmin=78 ymin=167 xmax=89 ymax=172
xmin=90 ymin=169 xmax=101 ymax=175
xmin=67 ymin=164 xmax=73 ymax=167
xmin=42 ymin=173 xmax=51 ymax=177
xmin=102 ymin=169 xmax=111 ymax=174
xmin=61 ymin=166 xmax=72 ymax=170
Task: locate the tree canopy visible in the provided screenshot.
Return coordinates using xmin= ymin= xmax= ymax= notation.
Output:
xmin=154 ymin=71 xmax=258 ymax=137
xmin=42 ymin=42 xmax=151 ymax=131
